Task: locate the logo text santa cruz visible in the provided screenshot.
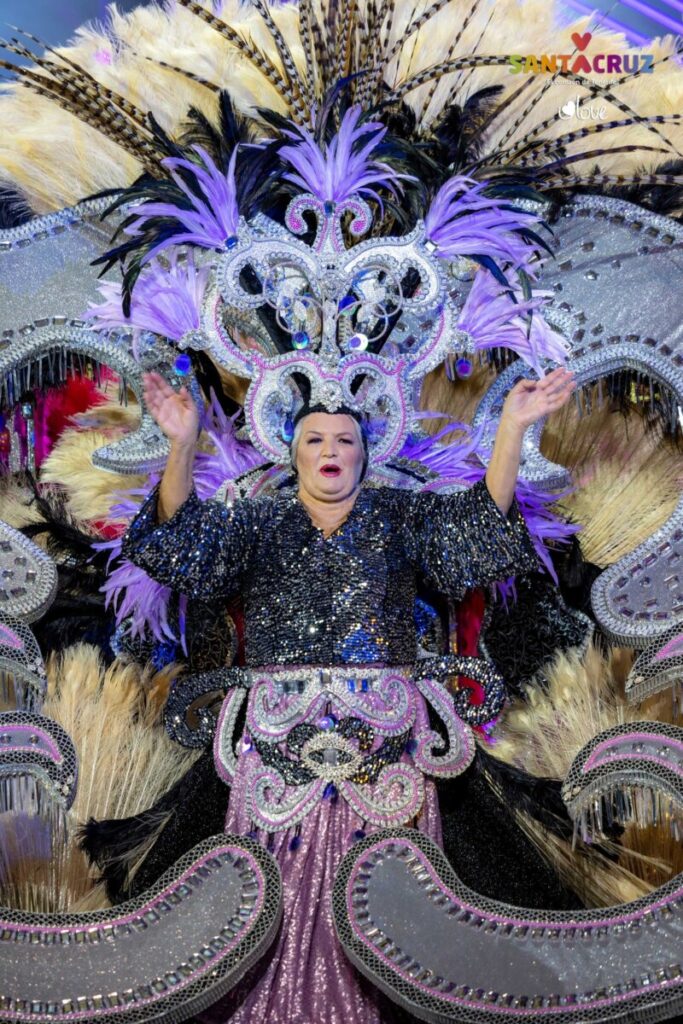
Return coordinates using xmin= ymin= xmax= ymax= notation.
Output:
xmin=509 ymin=31 xmax=654 ymax=74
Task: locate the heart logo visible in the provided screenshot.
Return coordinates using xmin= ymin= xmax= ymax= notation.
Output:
xmin=571 ymin=31 xmax=591 ymax=51
xmin=560 ymin=100 xmax=575 ymax=118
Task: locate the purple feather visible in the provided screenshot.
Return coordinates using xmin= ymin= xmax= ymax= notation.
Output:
xmin=125 ymin=145 xmax=240 ymax=262
xmin=458 ymin=268 xmax=570 ymax=375
xmin=84 ymin=253 xmax=210 ymax=358
xmin=193 ymin=390 xmax=266 ymax=497
xmin=425 ymin=175 xmax=546 ymax=270
xmin=279 ymin=106 xmax=412 ymax=205
xmin=100 ymin=561 xmax=178 ymax=643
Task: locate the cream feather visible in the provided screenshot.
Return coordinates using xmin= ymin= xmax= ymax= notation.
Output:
xmin=39 ymin=424 xmax=145 ymax=526
xmin=0 ymin=0 xmax=680 ymax=211
xmin=1 ymin=643 xmax=193 ymax=913
xmin=487 ymin=642 xmax=683 ymax=905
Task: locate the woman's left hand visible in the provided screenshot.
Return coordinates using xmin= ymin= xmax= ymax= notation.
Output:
xmin=502 ymin=367 xmax=577 ymax=431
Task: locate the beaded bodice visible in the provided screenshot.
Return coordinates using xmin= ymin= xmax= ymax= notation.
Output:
xmin=121 ymin=477 xmax=539 ymax=667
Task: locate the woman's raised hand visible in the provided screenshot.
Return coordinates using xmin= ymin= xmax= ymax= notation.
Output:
xmin=502 ymin=367 xmax=577 ymax=431
xmin=142 ymin=371 xmax=200 ymax=448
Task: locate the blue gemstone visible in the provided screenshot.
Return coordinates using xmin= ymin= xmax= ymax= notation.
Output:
xmin=455 ymin=357 xmax=473 ymax=379
xmin=323 ymin=782 xmax=338 ymax=800
xmin=225 ymin=235 xmax=239 ymax=249
xmin=406 ymin=738 xmax=418 ymax=754
xmin=347 ymin=679 xmax=356 ymax=692
xmin=281 ymin=417 xmax=295 ymax=442
xmin=360 ymin=678 xmax=369 ymax=692
xmin=353 ymin=829 xmax=366 ymax=841
xmin=174 ymin=354 xmax=192 ymax=376
xmin=289 ymin=835 xmax=302 ymax=852
xmin=324 ymin=200 xmax=335 ymax=216
xmin=292 ymin=331 xmax=310 ymax=350
xmin=319 ymin=714 xmax=336 ymax=731
xmin=348 ymin=333 xmax=369 ymax=351
xmin=338 ymin=295 xmax=355 ymax=314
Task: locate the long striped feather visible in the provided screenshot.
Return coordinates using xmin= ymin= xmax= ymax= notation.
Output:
xmin=501 ymin=53 xmax=683 ymax=165
xmin=514 ymin=116 xmax=682 ymax=169
xmin=389 ymin=54 xmax=510 ymax=100
xmin=490 ymin=31 xmax=598 ymax=155
xmin=532 ymin=143 xmax=672 ymax=178
xmin=361 ymin=0 xmax=398 ymax=105
xmin=0 ymin=45 xmax=157 ymax=150
xmin=488 ymin=48 xmax=681 ymax=170
xmin=0 ymin=60 xmax=160 ymax=172
xmin=335 ymin=0 xmax=357 ymax=87
xmin=7 ymin=27 xmax=150 ymax=128
xmin=250 ymin=0 xmax=308 ymax=120
xmin=175 ymin=0 xmax=293 ymax=111
xmin=139 ymin=55 xmax=221 ymax=93
xmin=10 ymin=54 xmax=157 ymax=143
xmin=309 ymin=8 xmax=331 ymax=98
xmin=436 ymin=1 xmax=496 ymax=119
xmin=357 ymin=0 xmax=382 ymax=107
xmin=298 ymin=0 xmax=317 ymax=106
xmin=379 ymin=0 xmax=399 ymax=68
xmin=384 ymin=0 xmax=451 ymax=67
xmin=537 ymin=170 xmax=683 ymax=190
xmin=464 ymin=57 xmax=681 ymax=177
xmin=418 ymin=0 xmax=482 ymax=123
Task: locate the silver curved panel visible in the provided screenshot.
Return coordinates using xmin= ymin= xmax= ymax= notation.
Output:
xmin=334 ymin=828 xmax=683 ymax=1024
xmin=0 ymin=834 xmax=282 ymax=1023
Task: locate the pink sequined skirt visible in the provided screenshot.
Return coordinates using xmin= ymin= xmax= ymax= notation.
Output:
xmin=196 ymin=759 xmax=442 ymax=1024
xmin=196 ymin=665 xmax=470 ymax=1023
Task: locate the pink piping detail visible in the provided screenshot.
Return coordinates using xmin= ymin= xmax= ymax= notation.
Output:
xmin=345 ymin=840 xmax=683 ymax=1015
xmin=583 ymin=732 xmax=683 ymax=775
xmin=3 ymin=848 xmax=266 ymax=1020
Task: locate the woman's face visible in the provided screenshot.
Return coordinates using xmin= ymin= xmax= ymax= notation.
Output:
xmin=294 ymin=412 xmax=364 ymax=502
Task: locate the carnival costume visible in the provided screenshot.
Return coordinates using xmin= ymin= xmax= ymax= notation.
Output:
xmin=0 ymin=1 xmax=682 ymax=1022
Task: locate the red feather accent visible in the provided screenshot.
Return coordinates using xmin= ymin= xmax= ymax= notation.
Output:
xmin=456 ymin=588 xmax=487 ymax=706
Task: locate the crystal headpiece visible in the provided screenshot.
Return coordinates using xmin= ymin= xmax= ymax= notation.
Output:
xmin=89 ymin=107 xmax=570 ymax=467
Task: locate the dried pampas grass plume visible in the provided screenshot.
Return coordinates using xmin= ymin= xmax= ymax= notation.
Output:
xmin=541 ymin=393 xmax=682 ymax=566
xmin=488 ymin=642 xmax=683 ymax=906
xmin=419 ymin=371 xmax=681 ymax=571
xmin=0 ymin=644 xmax=195 ymax=913
xmin=420 ymin=360 xmax=496 ymax=433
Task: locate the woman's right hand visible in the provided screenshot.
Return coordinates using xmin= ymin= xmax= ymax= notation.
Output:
xmin=142 ymin=371 xmax=200 ymax=448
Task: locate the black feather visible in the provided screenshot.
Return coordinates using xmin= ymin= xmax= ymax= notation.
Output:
xmin=78 ymin=749 xmax=230 ymax=904
xmin=430 ymin=85 xmax=504 ymax=169
xmin=475 ymin=746 xmax=574 ymax=838
xmin=0 ymin=184 xmax=33 ymax=228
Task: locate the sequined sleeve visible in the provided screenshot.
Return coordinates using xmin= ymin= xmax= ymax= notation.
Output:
xmin=402 ymin=477 xmax=540 ymax=600
xmin=120 ymin=483 xmax=262 ymax=600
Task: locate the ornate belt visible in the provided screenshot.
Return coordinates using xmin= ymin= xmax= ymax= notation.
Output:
xmin=165 ymin=655 xmax=506 ymax=749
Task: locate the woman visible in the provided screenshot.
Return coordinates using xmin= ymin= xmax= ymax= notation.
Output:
xmin=121 ymin=366 xmax=576 ymax=1024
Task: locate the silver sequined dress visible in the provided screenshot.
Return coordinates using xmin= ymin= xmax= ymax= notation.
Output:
xmin=121 ymin=476 xmax=539 ymax=1024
